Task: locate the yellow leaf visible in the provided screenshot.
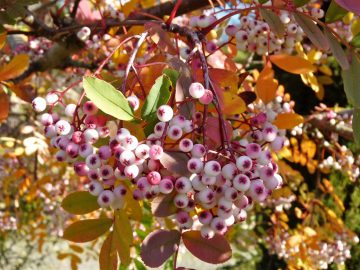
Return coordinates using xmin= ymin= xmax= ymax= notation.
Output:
xmin=351 ymin=18 xmax=360 ymax=36
xmin=222 ymin=92 xmax=246 ymax=115
xmin=69 ymin=244 xmax=84 ymax=253
xmin=301 ymin=139 xmax=316 ymax=159
xmin=272 ymin=113 xmax=304 ymax=129
xmin=0 ymin=32 xmax=6 ymax=50
xmin=0 ymin=54 xmax=29 ymax=81
xmin=269 ymin=54 xmax=316 ymax=74
xmin=318 ymin=65 xmax=332 ymax=76
xmin=255 ymin=65 xmax=278 ymax=104
xmin=113 ymin=210 xmax=131 ymax=266
xmin=287 ymin=235 xmax=302 ymax=247
xmin=99 ymin=232 xmax=118 ymax=270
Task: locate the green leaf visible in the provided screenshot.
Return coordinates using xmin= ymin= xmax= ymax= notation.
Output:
xmin=61 ymin=191 xmax=100 ymax=215
xmin=113 ymin=210 xmax=132 ymax=266
xmin=294 ymin=13 xmax=330 ymax=51
xmin=341 ymin=54 xmax=360 ymax=107
xmin=258 ymin=0 xmax=269 ymax=3
xmin=325 ymin=1 xmax=348 ymax=23
xmin=353 ymin=108 xmax=360 ymax=146
xmin=83 ymin=76 xmax=134 ymax=121
xmin=163 ymin=68 xmax=180 ymax=88
xmin=350 ymin=33 xmax=360 ymax=48
xmin=99 ymin=232 xmax=118 ymax=270
xmin=324 ymin=29 xmax=349 ymax=70
xmin=141 ymin=74 xmax=171 ymax=121
xmin=134 ymin=259 xmax=147 ymax=270
xmin=259 ymin=9 xmax=285 ymax=37
xmin=63 ymin=218 xmax=113 ymax=243
xmin=293 ymin=0 xmax=311 ymax=7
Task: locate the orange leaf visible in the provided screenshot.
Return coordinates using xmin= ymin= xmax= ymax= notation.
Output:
xmin=222 ymin=92 xmax=246 ymax=115
xmin=269 ymin=54 xmax=316 ymax=74
xmin=255 ymin=65 xmax=278 ymax=104
xmin=209 ymin=68 xmax=239 ymax=93
xmin=0 ymin=32 xmax=6 ymax=50
xmin=0 ymin=54 xmax=29 ymax=81
xmin=272 ymin=113 xmax=304 ymax=129
xmin=0 ymin=87 xmax=9 ymax=121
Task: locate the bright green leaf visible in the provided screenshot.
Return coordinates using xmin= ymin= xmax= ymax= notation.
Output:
xmin=63 ymin=218 xmax=113 ymax=243
xmin=83 ymin=76 xmax=134 ymax=121
xmin=325 ymin=1 xmax=348 ymax=23
xmin=163 ymin=68 xmax=179 ymax=88
xmin=141 ymin=74 xmax=171 ymax=121
xmin=61 ymin=191 xmax=100 ymax=215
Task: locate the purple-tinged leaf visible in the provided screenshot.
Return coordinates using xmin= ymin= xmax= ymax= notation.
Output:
xmin=324 ymin=29 xmax=349 ymax=70
xmin=159 ymin=151 xmax=191 ymax=177
xmin=182 ymin=230 xmax=232 ymax=264
xmin=151 ymin=192 xmax=177 ymax=217
xmin=294 ymin=13 xmax=330 ymax=51
xmin=335 ymin=0 xmax=360 ymax=16
xmin=140 ymin=229 xmax=181 ymax=268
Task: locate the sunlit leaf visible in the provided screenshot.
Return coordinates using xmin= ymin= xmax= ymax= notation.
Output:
xmin=0 ymin=87 xmax=9 ymax=121
xmin=255 ymin=65 xmax=278 ymax=104
xmin=63 ymin=218 xmax=113 ymax=243
xmin=141 ymin=74 xmax=171 ymax=121
xmin=335 ymin=0 xmax=360 ymax=16
xmin=325 ymin=1 xmax=348 ymax=23
xmin=222 ymin=92 xmax=246 ymax=115
xmin=269 ymin=55 xmax=316 ymax=74
xmin=99 ymin=232 xmax=118 ymax=270
xmin=341 ymin=54 xmax=360 ymax=107
xmin=0 ymin=54 xmax=29 ymax=81
xmin=83 ymin=77 xmax=135 ymax=121
xmin=113 ymin=210 xmax=131 ymax=266
xmin=272 ymin=113 xmax=304 ymax=129
xmin=61 ymin=191 xmax=100 ymax=215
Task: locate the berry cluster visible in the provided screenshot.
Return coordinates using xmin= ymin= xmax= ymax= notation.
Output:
xmin=32 ymin=76 xmax=289 ymax=239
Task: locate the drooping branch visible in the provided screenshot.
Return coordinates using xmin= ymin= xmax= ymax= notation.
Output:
xmin=11 ymin=0 xmax=213 ymax=83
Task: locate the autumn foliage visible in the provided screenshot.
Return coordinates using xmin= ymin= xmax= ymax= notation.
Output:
xmin=1 ymin=0 xmax=360 ymax=270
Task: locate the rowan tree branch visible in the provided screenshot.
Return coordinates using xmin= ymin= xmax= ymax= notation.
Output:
xmin=11 ymin=0 xmax=213 ymax=83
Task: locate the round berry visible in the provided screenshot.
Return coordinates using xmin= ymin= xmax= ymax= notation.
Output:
xmin=32 ymin=97 xmax=47 ymax=112
xmin=88 ymin=181 xmax=103 ymax=196
xmin=236 ymin=156 xmax=253 ymax=172
xmin=97 ymin=190 xmax=115 ymax=207
xmin=179 ymin=138 xmax=193 ymax=152
xmin=157 ymin=105 xmax=173 ymax=122
xmin=189 ymin=82 xmax=205 ymax=99
xmin=199 ymin=89 xmax=213 ymax=105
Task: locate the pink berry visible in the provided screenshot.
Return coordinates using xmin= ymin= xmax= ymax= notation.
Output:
xmin=245 ymin=143 xmax=261 ymax=159
xmin=201 ymin=225 xmax=215 ymax=239
xmin=98 ymin=145 xmax=112 ymax=160
xmin=199 ymin=89 xmax=213 ymax=105
xmin=83 ymin=101 xmax=98 ymax=115
xmin=174 ymin=193 xmax=189 ymax=208
xmin=179 ymin=138 xmax=193 ymax=152
xmin=55 ymin=120 xmax=71 ymax=135
xmin=236 ymin=156 xmax=253 ymax=171
xmin=135 ymin=144 xmax=150 ymax=159
xmin=198 ymin=210 xmax=213 ymax=225
xmin=233 ymin=174 xmax=250 ymax=192
xmin=88 ymin=181 xmax=103 ymax=196
xmin=32 ymin=97 xmax=47 ymax=112
xmin=189 ymin=82 xmax=205 ymax=99
xmin=159 ymin=179 xmax=174 ymax=194
xmin=97 ymin=190 xmax=115 ymax=207
xmin=175 ymin=177 xmax=192 ymax=194
xmin=157 ymin=105 xmax=173 ymax=122
xmin=187 ymin=158 xmax=204 ymax=173
xmin=204 ymin=160 xmax=221 ymax=176
xmin=124 ymin=164 xmax=140 ymax=179
xmin=191 ymin=144 xmax=206 ymax=158
xmin=127 ymin=95 xmax=140 ymax=111
xmin=167 ymin=125 xmax=183 ymax=140
xmin=147 ymin=171 xmax=161 ymax=185
xmin=149 ymin=145 xmax=163 ymax=160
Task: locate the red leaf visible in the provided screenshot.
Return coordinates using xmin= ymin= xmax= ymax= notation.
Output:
xmin=140 ymin=230 xmax=181 ymax=268
xmin=151 ymin=192 xmax=178 ymax=217
xmin=182 ymin=230 xmax=232 ymax=264
xmin=205 ymin=117 xmax=232 ymax=148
